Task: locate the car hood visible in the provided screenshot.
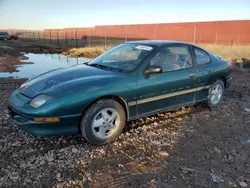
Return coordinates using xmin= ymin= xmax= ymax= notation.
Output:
xmin=20 ymin=64 xmax=122 ymax=98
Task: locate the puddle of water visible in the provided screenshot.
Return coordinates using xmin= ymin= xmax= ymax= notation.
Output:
xmin=0 ymin=53 xmax=89 ymax=78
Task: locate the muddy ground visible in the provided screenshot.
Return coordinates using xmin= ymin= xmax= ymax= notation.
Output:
xmin=0 ymin=40 xmax=250 ymax=188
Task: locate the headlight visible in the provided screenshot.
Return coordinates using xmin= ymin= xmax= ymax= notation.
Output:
xmin=30 ymin=95 xmax=52 ymax=108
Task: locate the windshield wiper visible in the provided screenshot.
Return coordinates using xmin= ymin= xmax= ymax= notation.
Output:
xmin=88 ymin=63 xmax=109 ymax=69
xmin=88 ymin=63 xmax=121 ymax=72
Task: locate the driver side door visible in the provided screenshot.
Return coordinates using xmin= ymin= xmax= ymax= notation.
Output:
xmin=136 ymin=45 xmax=199 ymax=116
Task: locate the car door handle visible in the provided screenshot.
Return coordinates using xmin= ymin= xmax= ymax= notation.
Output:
xmin=189 ymin=73 xmax=196 ymax=78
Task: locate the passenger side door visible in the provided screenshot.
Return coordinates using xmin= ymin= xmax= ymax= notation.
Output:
xmin=136 ymin=45 xmax=199 ymax=116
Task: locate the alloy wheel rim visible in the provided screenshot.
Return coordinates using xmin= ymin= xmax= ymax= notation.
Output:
xmin=92 ymin=108 xmax=120 ymax=139
xmin=211 ymin=84 xmax=223 ymax=105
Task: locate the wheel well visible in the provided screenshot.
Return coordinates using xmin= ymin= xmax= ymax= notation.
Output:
xmin=78 ymin=95 xmax=129 ymax=129
xmin=218 ymin=76 xmax=226 ymax=87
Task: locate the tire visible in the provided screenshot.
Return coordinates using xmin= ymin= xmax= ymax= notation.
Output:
xmin=207 ymin=79 xmax=225 ymax=108
xmin=80 ymin=99 xmax=126 ymax=145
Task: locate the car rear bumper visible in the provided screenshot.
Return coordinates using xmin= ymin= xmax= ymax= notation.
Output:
xmin=8 ymin=107 xmax=80 ymax=136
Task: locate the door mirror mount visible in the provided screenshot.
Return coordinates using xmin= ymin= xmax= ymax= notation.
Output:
xmin=145 ymin=65 xmax=163 ymax=75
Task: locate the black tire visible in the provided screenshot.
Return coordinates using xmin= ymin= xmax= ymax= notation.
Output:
xmin=207 ymin=79 xmax=225 ymax=108
xmin=80 ymin=99 xmax=126 ymax=145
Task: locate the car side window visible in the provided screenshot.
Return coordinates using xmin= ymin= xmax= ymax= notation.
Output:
xmin=194 ymin=48 xmax=210 ymax=65
xmin=150 ymin=46 xmax=192 ymax=72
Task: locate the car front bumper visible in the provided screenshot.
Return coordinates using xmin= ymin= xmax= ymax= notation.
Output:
xmin=8 ymin=90 xmax=81 ymax=136
xmin=9 ymin=108 xmax=80 ymax=135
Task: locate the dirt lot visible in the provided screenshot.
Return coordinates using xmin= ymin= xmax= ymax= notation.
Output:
xmin=0 ymin=40 xmax=250 ymax=188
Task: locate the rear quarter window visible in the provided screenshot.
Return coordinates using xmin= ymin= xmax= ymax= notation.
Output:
xmin=194 ymin=48 xmax=211 ymax=65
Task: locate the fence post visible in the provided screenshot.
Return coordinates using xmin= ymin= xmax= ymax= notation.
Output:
xmin=105 ymin=36 xmax=107 ymax=47
xmin=57 ymin=30 xmax=59 ymax=46
xmin=50 ymin=30 xmax=52 ymax=44
xmin=65 ymin=31 xmax=68 ymax=47
xmin=193 ymin=25 xmax=196 ymax=44
xmin=43 ymin=31 xmax=45 ymax=43
xmin=236 ymin=34 xmax=240 ymax=46
xmin=153 ymin=25 xmax=157 ymax=40
xmin=38 ymin=32 xmax=40 ymax=41
xmin=88 ymin=33 xmax=90 ymax=47
xmin=125 ymin=27 xmax=127 ymax=42
xmin=75 ymin=30 xmax=78 ymax=47
xmin=215 ymin=32 xmax=218 ymax=44
xmin=33 ymin=32 xmax=35 ymax=41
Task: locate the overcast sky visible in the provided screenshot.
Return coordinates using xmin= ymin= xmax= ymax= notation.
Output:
xmin=0 ymin=0 xmax=249 ymax=30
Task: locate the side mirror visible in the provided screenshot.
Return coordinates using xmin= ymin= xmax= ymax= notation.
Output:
xmin=145 ymin=65 xmax=163 ymax=75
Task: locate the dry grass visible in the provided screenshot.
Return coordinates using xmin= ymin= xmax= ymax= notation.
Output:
xmin=67 ymin=44 xmax=250 ymax=62
xmin=198 ymin=44 xmax=250 ymax=61
xmin=68 ymin=46 xmax=111 ymax=58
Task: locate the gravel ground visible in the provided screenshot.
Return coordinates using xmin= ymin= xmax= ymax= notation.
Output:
xmin=0 ymin=41 xmax=250 ymax=188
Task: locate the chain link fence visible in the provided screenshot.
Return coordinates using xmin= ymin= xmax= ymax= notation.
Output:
xmin=17 ymin=30 xmax=149 ymax=48
xmin=15 ymin=25 xmax=249 ymax=49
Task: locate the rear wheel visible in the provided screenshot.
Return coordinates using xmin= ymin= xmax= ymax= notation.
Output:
xmin=207 ymin=80 xmax=224 ymax=108
xmin=80 ymin=99 xmax=126 ymax=145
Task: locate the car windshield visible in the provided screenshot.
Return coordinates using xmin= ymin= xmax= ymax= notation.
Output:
xmin=89 ymin=43 xmax=154 ymax=71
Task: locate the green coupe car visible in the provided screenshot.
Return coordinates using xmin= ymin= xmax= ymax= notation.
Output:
xmin=8 ymin=41 xmax=232 ymax=145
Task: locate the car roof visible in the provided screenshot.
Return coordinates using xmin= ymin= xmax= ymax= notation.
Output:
xmin=126 ymin=40 xmax=195 ymax=47
xmin=127 ymin=40 xmax=216 ymax=58
xmin=126 ymin=40 xmax=213 ymax=55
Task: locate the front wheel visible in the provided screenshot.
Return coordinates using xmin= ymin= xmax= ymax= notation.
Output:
xmin=80 ymin=99 xmax=126 ymax=145
xmin=207 ymin=80 xmax=225 ymax=108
